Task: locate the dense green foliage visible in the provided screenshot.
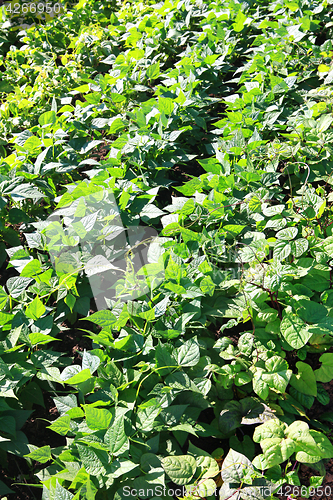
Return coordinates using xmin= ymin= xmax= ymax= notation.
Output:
xmin=1 ymin=0 xmax=333 ymax=498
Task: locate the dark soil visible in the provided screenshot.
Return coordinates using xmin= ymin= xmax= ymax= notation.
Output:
xmin=90 ymin=140 xmax=110 ymax=163
xmin=52 ymin=321 xmax=93 ymax=360
xmin=0 ymin=455 xmax=39 ymax=500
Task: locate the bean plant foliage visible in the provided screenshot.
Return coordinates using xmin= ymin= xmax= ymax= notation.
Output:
xmin=1 ymin=0 xmax=333 ymax=498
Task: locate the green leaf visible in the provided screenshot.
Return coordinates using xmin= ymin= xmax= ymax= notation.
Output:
xmin=291 ymin=238 xmax=308 ymax=257
xmin=296 ymin=300 xmax=327 ymax=324
xmin=314 ymin=354 xmax=333 ymax=383
xmin=289 ymin=387 xmax=314 ymax=410
xmin=20 ymin=259 xmax=42 ymax=279
xmin=86 ymin=310 xmax=117 ymax=329
xmin=200 ymin=276 xmax=215 ymax=296
xmin=273 ymin=240 xmax=291 ymax=261
xmin=288 ymin=421 xmax=333 ymax=461
xmin=261 ymin=437 xmax=296 ymax=468
xmin=0 ymin=81 xmax=14 ymax=93
xmin=47 ymin=415 xmax=71 ymax=436
xmin=19 ymin=381 xmax=45 ymax=408
xmin=198 ymin=158 xmax=221 ymax=174
xmin=39 ymin=111 xmax=56 ymax=127
xmin=7 ymin=277 xmax=33 ymax=299
xmin=0 ymin=287 xmax=8 ymax=309
xmin=280 ymin=311 xmax=311 ymax=349
xmin=234 ymin=371 xmax=252 ymax=386
xmin=318 ymin=64 xmax=330 ymax=73
xmin=109 ymin=118 xmax=125 ymax=134
xmin=63 ymin=368 xmax=91 ymax=385
xmin=105 ymin=414 xmax=129 ymax=455
xmin=76 ymin=444 xmax=107 ymax=476
xmin=55 ymin=482 xmax=74 ymax=500
xmin=248 ymin=196 xmax=262 ymax=212
xmin=317 ymin=384 xmax=330 ymax=405
xmin=253 ymin=357 xmax=291 ymax=400
xmin=193 ymin=478 xmax=217 ymax=497
xmin=317 ymin=114 xmax=333 ymax=132
xmin=65 ymin=293 xmax=76 ymax=312
xmin=164 ymin=372 xmax=200 ymax=393
xmin=84 ymin=406 xmax=112 ymax=431
xmin=276 ymin=227 xmax=298 ymax=240
xmin=162 ymin=455 xmax=196 ymax=485
xmin=155 ymin=341 xmax=177 ymax=375
xmin=176 ymin=178 xmax=202 ymax=196
xmin=136 ymin=401 xmax=162 ymax=432
xmin=132 ymin=469 xmax=165 ymax=498
xmin=219 ymin=401 xmax=242 ymax=433
xmin=229 ymin=435 xmax=255 ymax=461
xmin=25 ymin=445 xmax=52 ymax=463
xmin=175 ymin=338 xmax=200 ymax=367
xmin=158 ymin=97 xmax=174 ymax=115
xmin=290 ymin=362 xmax=317 ymax=396
xmin=221 ymin=449 xmax=253 ymax=483
xmin=82 ymin=350 xmax=100 ymax=374
xmin=146 ymin=62 xmax=160 ymax=80
xmin=141 ymin=204 xmax=164 ymax=221
xmin=23 ymin=136 xmax=42 ymax=152
xmin=53 ymin=394 xmax=78 ymax=415
xmin=0 ymin=416 xmax=16 ymax=438
xmin=223 ymin=225 xmax=247 ymax=236
xmin=25 ymin=297 xmax=46 ymax=320
xmin=262 ymin=356 xmax=292 ymax=393
xmin=37 ymin=366 xmax=63 ymax=383
xmin=232 ymin=10 xmax=247 ymax=32
xmin=253 ymin=420 xmax=296 ymax=467
xmin=180 ymin=227 xmax=201 ymax=243
xmin=0 ymin=479 xmax=13 ymax=495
